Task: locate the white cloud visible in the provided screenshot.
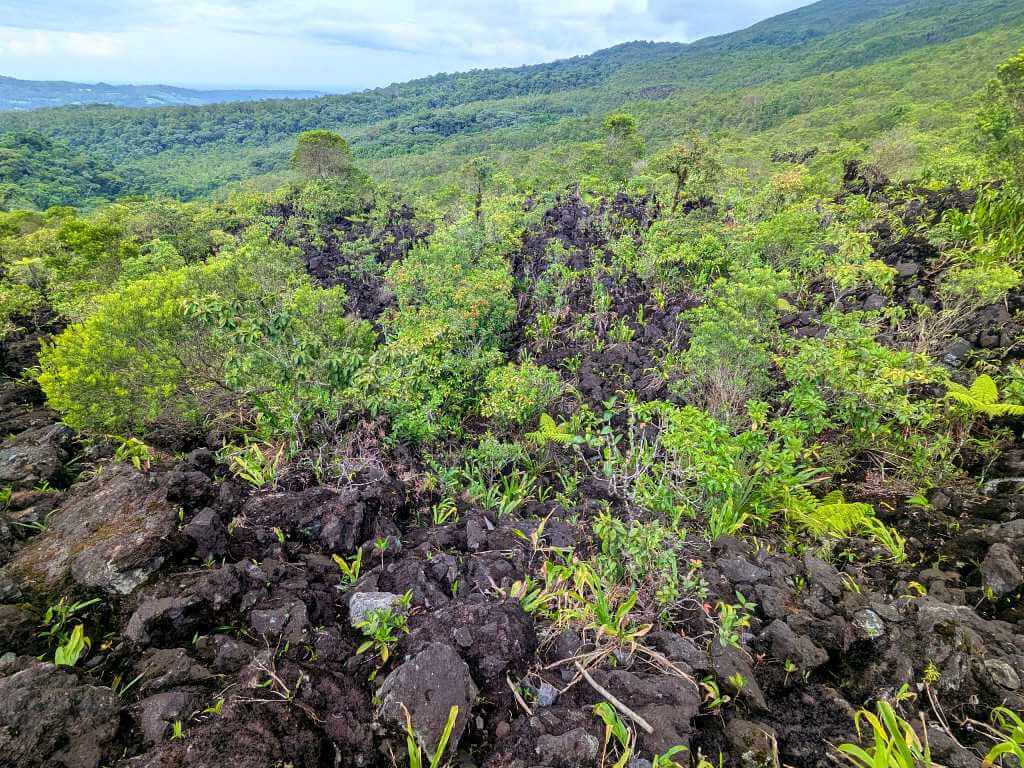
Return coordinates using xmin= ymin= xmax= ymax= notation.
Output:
xmin=0 ymin=0 xmax=809 ymax=88
xmin=0 ymin=27 xmax=122 ymax=58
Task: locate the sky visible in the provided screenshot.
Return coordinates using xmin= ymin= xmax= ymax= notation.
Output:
xmin=0 ymin=0 xmax=812 ymax=92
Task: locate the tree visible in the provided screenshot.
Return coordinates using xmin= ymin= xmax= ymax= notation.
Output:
xmin=601 ymin=111 xmax=644 ymax=184
xmin=979 ymin=48 xmax=1024 ymax=180
xmin=652 ymin=134 xmax=721 ymax=214
xmin=291 ymin=130 xmax=356 ymax=181
xmin=461 ymin=156 xmax=494 ymax=221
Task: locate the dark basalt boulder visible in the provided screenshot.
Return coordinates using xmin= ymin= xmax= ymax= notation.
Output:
xmin=0 ymin=660 xmax=119 ymax=768
xmin=0 ymin=464 xmax=179 ymax=597
xmin=378 ymin=642 xmax=478 ymax=757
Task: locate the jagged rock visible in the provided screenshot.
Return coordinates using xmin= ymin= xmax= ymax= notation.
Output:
xmin=403 ymin=597 xmax=536 ymax=684
xmin=535 ymin=727 xmax=600 ymax=766
xmin=183 ymin=507 xmax=226 ymax=560
xmin=983 ymin=659 xmax=1021 ymax=691
xmin=980 ymin=543 xmax=1022 ymax=597
xmin=711 ymin=641 xmax=767 ymax=710
xmin=764 ymin=619 xmax=828 ymax=671
xmin=348 ymin=591 xmax=403 ymax=627
xmin=378 ymin=643 xmax=478 ymax=757
xmin=195 ymin=633 xmax=257 ymax=673
xmin=536 ymin=681 xmax=559 ymax=707
xmin=592 ymin=668 xmax=701 ymax=755
xmin=126 ymin=596 xmax=202 ymax=646
xmin=802 ymin=552 xmax=843 ymax=598
xmin=852 ymin=609 xmax=886 ymax=640
xmin=249 ymin=601 xmax=308 ymax=642
xmin=166 ymin=469 xmax=214 ymax=511
xmin=136 ymin=691 xmax=198 ymax=744
xmin=0 ymin=423 xmax=71 ymax=491
xmin=0 ymin=464 xmax=178 ymax=596
xmin=718 ymin=556 xmax=770 ymax=584
xmin=0 ymin=661 xmax=119 ymax=768
xmin=134 ymin=647 xmax=212 ymax=694
xmin=725 ymin=719 xmax=779 ymax=763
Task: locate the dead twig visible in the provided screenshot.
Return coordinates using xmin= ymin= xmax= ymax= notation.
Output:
xmin=574 ymin=660 xmax=653 ymax=734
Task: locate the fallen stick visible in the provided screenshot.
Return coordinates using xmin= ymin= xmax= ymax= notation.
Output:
xmin=574 ymin=661 xmax=653 ymax=734
xmin=507 ymin=674 xmax=534 ymax=716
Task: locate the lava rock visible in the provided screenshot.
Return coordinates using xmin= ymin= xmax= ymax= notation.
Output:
xmin=136 ymin=690 xmax=198 ymax=744
xmin=183 ymin=507 xmax=227 ymax=560
xmin=348 ymin=591 xmax=403 ymax=627
xmin=378 ymin=643 xmax=478 ymax=756
xmin=0 ymin=661 xmax=119 ymax=768
xmin=534 ymin=726 xmax=600 ymax=767
xmin=126 ymin=596 xmax=202 ymax=646
xmin=404 ymin=597 xmax=537 ymax=685
xmin=0 ymin=424 xmax=71 ymax=491
xmin=249 ymin=601 xmax=308 ymax=642
xmin=980 ymin=543 xmax=1022 ymax=597
xmin=764 ymin=619 xmax=828 ymax=671
xmin=0 ymin=464 xmax=179 ymax=596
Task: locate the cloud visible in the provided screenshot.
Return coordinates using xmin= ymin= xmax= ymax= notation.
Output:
xmin=0 ymin=26 xmax=122 ymax=58
xmin=0 ymin=0 xmax=811 ymax=89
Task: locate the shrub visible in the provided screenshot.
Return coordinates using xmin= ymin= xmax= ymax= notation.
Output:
xmin=369 ymin=216 xmax=516 ymax=443
xmin=481 ymin=361 xmax=563 ymax=427
xmin=38 ymin=228 xmax=374 ymax=441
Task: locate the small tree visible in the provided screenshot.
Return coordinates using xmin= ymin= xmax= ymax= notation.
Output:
xmin=980 ymin=47 xmax=1024 ymax=181
xmin=652 ymin=134 xmax=721 ymax=214
xmin=461 ymin=157 xmax=494 ymax=222
xmin=291 ymin=130 xmax=356 ymax=182
xmin=602 ymin=112 xmax=644 ymax=184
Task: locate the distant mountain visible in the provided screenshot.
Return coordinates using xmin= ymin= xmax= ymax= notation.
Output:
xmin=0 ymin=75 xmax=322 ymax=111
xmin=2 ymin=0 xmax=1023 ymax=201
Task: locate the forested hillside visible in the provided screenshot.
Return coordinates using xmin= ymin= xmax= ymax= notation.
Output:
xmin=2 ymin=1 xmax=1024 ymax=767
xmin=2 ymin=0 xmax=1023 ymax=202
xmin=0 ymin=75 xmax=320 ymax=111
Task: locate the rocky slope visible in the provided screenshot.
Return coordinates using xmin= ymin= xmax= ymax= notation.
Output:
xmin=0 ymin=172 xmax=1022 ymax=768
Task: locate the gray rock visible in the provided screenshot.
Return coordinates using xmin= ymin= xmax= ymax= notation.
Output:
xmin=981 ymin=543 xmax=1022 ymax=597
xmin=983 ymin=659 xmax=1021 ymax=691
xmin=535 ymin=727 xmax=600 ymax=766
xmin=803 ymin=553 xmax=843 ymax=598
xmin=0 ymin=424 xmax=71 ymax=491
xmin=183 ymin=507 xmax=226 ymax=560
xmin=348 ymin=591 xmax=403 ymax=627
xmin=249 ymin=601 xmax=308 ymax=642
xmin=718 ymin=556 xmax=770 ymax=585
xmin=136 ymin=690 xmax=196 ymax=744
xmin=126 ymin=596 xmax=201 ymax=646
xmin=863 ymin=293 xmax=887 ymax=311
xmin=852 ymin=609 xmax=885 ymax=640
xmin=942 ymin=337 xmax=972 ymax=366
xmin=0 ymin=662 xmax=119 ymax=768
xmin=536 ymin=681 xmax=559 ymax=707
xmin=725 ymin=719 xmax=778 ymax=764
xmin=378 ymin=643 xmax=478 ymax=758
xmin=711 ymin=642 xmax=767 ymax=710
xmin=0 ymin=464 xmax=178 ymax=595
xmin=894 ymin=261 xmax=920 ymax=279
xmin=764 ymin=619 xmax=828 ymax=671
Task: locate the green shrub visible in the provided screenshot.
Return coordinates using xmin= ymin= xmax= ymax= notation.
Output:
xmin=369 ymin=216 xmax=516 ymax=443
xmin=38 ymin=228 xmax=374 ymax=441
xmin=481 ymin=361 xmax=563 ymax=427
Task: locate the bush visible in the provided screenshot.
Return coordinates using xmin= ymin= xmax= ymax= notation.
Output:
xmin=38 ymin=228 xmax=374 ymax=441
xmin=368 ymin=216 xmax=517 ymax=443
xmin=481 ymin=361 xmax=563 ymax=427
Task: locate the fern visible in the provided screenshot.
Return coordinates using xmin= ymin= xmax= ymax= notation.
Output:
xmin=946 ymin=374 xmax=1024 ymax=418
xmin=798 ymin=491 xmax=874 ymax=538
xmin=793 ymin=492 xmax=906 ymax=561
xmin=527 ymin=413 xmax=576 ymax=446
